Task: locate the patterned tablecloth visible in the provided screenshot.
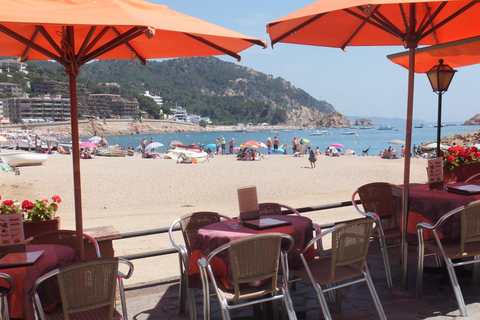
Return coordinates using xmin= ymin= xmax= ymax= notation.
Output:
xmin=405 ymin=184 xmax=480 ymax=243
xmin=0 ymin=244 xmax=78 ymax=320
xmin=188 ymin=215 xmax=314 ymax=289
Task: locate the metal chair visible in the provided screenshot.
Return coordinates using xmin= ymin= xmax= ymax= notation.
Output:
xmin=25 ymin=229 xmax=101 ymax=259
xmin=0 ymin=273 xmax=14 ymax=320
xmin=417 ymin=199 xmax=480 ymax=317
xmin=352 ymin=182 xmax=403 ymax=290
xmin=30 ymin=257 xmax=134 ymax=320
xmin=465 ymin=172 xmax=480 ymax=183
xmin=289 ymin=217 xmax=386 ymax=320
xmin=198 ymin=233 xmax=297 ymax=320
xmin=169 ymin=211 xmax=232 ymax=319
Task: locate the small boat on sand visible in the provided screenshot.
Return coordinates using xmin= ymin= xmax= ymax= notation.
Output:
xmin=0 ymin=152 xmax=48 ymax=166
xmin=93 ymin=147 xmax=126 ymax=157
xmin=175 ymin=145 xmax=204 ymax=152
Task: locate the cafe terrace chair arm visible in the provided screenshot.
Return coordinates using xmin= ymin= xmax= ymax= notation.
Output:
xmin=290 ymin=217 xmax=387 ymax=320
xmin=198 ymin=233 xmax=297 ymax=320
xmin=465 ymin=172 xmax=480 ymax=183
xmin=0 ymin=272 xmax=14 ymax=320
xmin=30 ymin=257 xmax=130 ymax=320
xmin=351 ymin=182 xmax=403 ymax=290
xmin=25 ymin=230 xmax=101 ymax=259
xmin=168 ymin=212 xmax=232 ymax=319
xmin=416 ymin=200 xmax=480 ymax=317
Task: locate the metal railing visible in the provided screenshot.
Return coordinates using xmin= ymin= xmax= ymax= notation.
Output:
xmin=116 ymin=200 xmax=360 ymax=261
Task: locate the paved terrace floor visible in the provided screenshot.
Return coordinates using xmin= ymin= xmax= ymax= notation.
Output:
xmin=123 ymin=239 xmax=480 ymax=320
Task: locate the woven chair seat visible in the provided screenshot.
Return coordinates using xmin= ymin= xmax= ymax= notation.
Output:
xmin=424 ymin=239 xmax=480 ymax=260
xmin=43 ymin=305 xmax=121 ymax=320
xmin=291 ymin=257 xmax=363 ymax=285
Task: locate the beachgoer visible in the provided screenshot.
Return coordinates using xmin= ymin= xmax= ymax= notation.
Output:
xmin=127 ymin=147 xmax=135 ymax=156
xmin=140 ymin=138 xmax=147 ymax=155
xmin=35 ymin=135 xmax=41 ymax=153
xmin=401 ymin=146 xmax=405 ymax=157
xmin=215 ymin=137 xmax=220 ymax=155
xmin=221 ymin=138 xmax=226 ymax=155
xmin=331 ymin=147 xmax=338 ymax=157
xmin=101 ymin=136 xmax=108 ymax=148
xmin=229 ymin=138 xmax=235 ymax=155
xmin=314 ymin=147 xmax=322 ymax=156
xmin=149 ymin=137 xmax=155 ymax=144
xmin=308 ymin=146 xmax=317 ymax=168
xmin=273 ymin=136 xmax=279 ymax=154
xmin=267 ymin=138 xmax=272 ymax=154
xmin=292 ymin=136 xmax=298 ymax=154
xmin=379 ymin=151 xmax=383 ymax=157
xmin=299 ymin=138 xmax=305 ymax=156
xmin=56 ymin=142 xmax=66 ymax=155
xmin=325 ymin=148 xmax=330 ymax=156
xmin=412 ymin=144 xmax=417 ymax=158
xmin=27 ymin=134 xmax=32 ymax=152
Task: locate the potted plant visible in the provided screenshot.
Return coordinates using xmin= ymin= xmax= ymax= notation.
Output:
xmin=442 ymin=146 xmax=480 ymax=183
xmin=0 ymin=195 xmax=62 ymax=238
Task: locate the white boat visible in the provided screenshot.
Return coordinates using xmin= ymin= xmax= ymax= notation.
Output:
xmin=166 ymin=149 xmax=209 ymax=163
xmin=343 ymin=131 xmax=356 ymax=135
xmin=310 ymin=130 xmax=327 ymax=136
xmin=0 ymin=152 xmax=48 ymax=166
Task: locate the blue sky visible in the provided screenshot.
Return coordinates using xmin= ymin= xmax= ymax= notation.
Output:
xmin=155 ymin=0 xmax=480 ymax=123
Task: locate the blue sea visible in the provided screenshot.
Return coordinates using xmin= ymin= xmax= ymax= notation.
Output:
xmin=83 ymin=123 xmax=480 ymax=156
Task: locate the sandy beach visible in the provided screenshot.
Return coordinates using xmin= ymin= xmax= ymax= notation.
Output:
xmin=0 ymin=151 xmax=429 ymax=285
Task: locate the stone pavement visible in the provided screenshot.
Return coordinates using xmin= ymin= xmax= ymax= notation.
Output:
xmin=123 ymin=240 xmax=480 ymax=319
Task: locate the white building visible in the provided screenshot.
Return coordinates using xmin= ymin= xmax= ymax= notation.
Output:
xmin=171 ymin=107 xmax=187 ymax=122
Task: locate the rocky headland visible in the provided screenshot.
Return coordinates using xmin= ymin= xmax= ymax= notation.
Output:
xmin=464 ymin=114 xmax=480 ymax=126
xmin=355 ymin=118 xmax=375 ymax=126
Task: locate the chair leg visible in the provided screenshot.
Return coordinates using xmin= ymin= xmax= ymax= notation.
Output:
xmin=2 ymin=296 xmax=9 ymax=320
xmin=473 ymin=255 xmax=480 ymax=287
xmin=416 ymin=240 xmax=425 ymax=298
xmin=378 ymin=236 xmax=393 ymax=290
xmin=313 ymin=283 xmax=333 ymax=320
xmin=364 ymin=266 xmax=387 ymax=320
xmin=282 ymin=288 xmax=298 ymax=320
xmin=445 ymin=259 xmax=467 ymax=317
xmin=179 ymin=264 xmax=187 ymax=314
xmin=187 ymin=287 xmax=197 ymax=320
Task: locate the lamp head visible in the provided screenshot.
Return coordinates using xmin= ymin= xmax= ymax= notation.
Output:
xmin=426 ymin=59 xmax=457 ymax=93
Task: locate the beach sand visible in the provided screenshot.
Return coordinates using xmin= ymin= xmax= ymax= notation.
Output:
xmin=0 ymin=152 xmax=429 ymax=285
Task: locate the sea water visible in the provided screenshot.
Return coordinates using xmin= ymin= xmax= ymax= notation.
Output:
xmin=85 ymin=123 xmax=480 ymax=156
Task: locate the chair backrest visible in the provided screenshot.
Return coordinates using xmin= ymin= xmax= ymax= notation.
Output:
xmin=25 ymin=229 xmax=101 ymax=259
xmin=356 ymin=182 xmax=399 ymax=220
xmin=179 ymin=212 xmax=222 ymax=251
xmin=57 ymin=258 xmax=119 ymax=320
xmin=259 ymin=202 xmax=283 ymax=216
xmin=228 ymin=233 xmax=282 ymax=300
xmin=461 ymin=200 xmax=480 ymax=253
xmin=329 ymin=217 xmax=374 ymax=283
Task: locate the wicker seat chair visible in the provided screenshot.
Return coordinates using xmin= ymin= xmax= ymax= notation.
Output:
xmin=352 ymin=182 xmax=403 ymax=290
xmin=31 ymin=257 xmax=134 ymax=320
xmin=25 ymin=229 xmax=101 ymax=259
xmin=198 ymin=233 xmax=297 ymax=320
xmin=169 ymin=211 xmax=232 ymax=319
xmin=290 ymin=217 xmax=386 ymax=320
xmin=465 ymin=172 xmax=480 ymax=183
xmin=416 ymin=199 xmax=480 ymax=317
xmin=0 ymin=273 xmax=14 ymax=320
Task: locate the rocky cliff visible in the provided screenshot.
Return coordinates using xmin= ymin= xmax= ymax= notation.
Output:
xmin=464 ymin=114 xmax=480 ymax=125
xmin=316 ymin=111 xmax=353 ymax=128
xmin=355 ymin=118 xmax=375 ymax=126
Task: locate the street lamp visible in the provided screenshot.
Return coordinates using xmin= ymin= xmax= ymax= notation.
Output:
xmin=426 ymin=59 xmax=457 ymax=157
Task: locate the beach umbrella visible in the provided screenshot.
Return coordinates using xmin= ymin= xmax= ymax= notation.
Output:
xmin=280 ymin=143 xmax=291 ymax=149
xmin=258 ymin=142 xmax=268 ymax=148
xmin=343 ymin=149 xmax=355 ymax=155
xmin=145 ymin=142 xmax=164 ymax=150
xmin=240 ymin=141 xmax=263 ymax=148
xmin=297 ymin=138 xmax=311 ymax=143
xmin=0 ymin=0 xmax=266 ymax=259
xmin=267 ymin=0 xmax=480 ymax=289
xmin=388 ymin=139 xmax=406 ymax=154
xmin=88 ymin=136 xmax=102 ymax=142
xmin=424 ymin=142 xmax=449 ymax=150
xmin=205 ymin=143 xmax=216 ymax=149
xmin=169 ymin=140 xmax=183 ymax=146
xmin=331 ymin=143 xmax=344 ymax=148
xmin=79 ymin=141 xmax=98 ymax=149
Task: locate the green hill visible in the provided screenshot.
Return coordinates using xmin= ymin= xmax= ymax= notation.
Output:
xmin=77 ymin=57 xmax=335 ymax=125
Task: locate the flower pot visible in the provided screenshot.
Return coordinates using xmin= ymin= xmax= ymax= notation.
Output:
xmin=443 ymin=162 xmax=480 ymax=183
xmin=23 ymin=216 xmax=61 ymax=239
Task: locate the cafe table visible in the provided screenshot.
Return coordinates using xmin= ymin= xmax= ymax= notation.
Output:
xmin=404 ymin=183 xmax=480 ymax=243
xmin=188 ymin=214 xmax=314 ymax=289
xmin=0 ymin=244 xmax=79 ymax=320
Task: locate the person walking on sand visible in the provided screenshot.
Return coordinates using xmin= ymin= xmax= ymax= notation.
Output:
xmin=221 ymin=138 xmax=226 ymax=155
xmin=229 ymin=138 xmax=235 ymax=155
xmin=273 ymin=136 xmax=280 ymax=154
xmin=27 ymin=134 xmax=32 ymax=152
xmin=215 ymin=137 xmax=220 ymax=155
xmin=292 ymin=136 xmax=298 ymax=154
xmin=267 ymin=137 xmax=272 ymax=154
xmin=308 ymin=146 xmax=317 ymax=168
xmin=141 ymin=137 xmax=147 ymax=156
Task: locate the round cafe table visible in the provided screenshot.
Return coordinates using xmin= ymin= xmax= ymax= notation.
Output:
xmin=0 ymin=244 xmax=79 ymax=320
xmin=188 ymin=215 xmax=314 ymax=289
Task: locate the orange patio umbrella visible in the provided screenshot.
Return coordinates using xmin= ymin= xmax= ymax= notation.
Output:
xmin=0 ymin=0 xmax=266 ymax=259
xmin=267 ymin=0 xmax=480 ymax=290
xmin=388 ymin=35 xmax=480 ymax=73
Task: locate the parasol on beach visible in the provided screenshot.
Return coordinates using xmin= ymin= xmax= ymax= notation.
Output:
xmin=89 ymin=136 xmax=102 ymax=142
xmin=169 ymin=140 xmax=183 ymax=146
xmin=145 ymin=142 xmax=164 ymax=150
xmin=331 ymin=143 xmax=344 ymax=148
xmin=79 ymin=141 xmax=97 ymax=148
xmin=343 ymin=149 xmax=355 ymax=155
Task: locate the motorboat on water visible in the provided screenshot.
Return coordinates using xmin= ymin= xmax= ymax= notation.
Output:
xmin=0 ymin=151 xmax=48 ymax=167
xmin=310 ymin=130 xmax=328 ymax=136
xmin=343 ymin=131 xmax=356 ymax=135
xmin=377 ymin=125 xmax=393 ymax=130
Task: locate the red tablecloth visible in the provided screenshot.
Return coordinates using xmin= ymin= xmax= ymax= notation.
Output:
xmin=188 ymin=215 xmax=314 ymax=289
xmin=0 ymin=244 xmax=78 ymax=320
xmin=406 ymin=184 xmax=480 ymax=243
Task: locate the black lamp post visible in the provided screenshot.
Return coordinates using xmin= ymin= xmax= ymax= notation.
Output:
xmin=426 ymin=59 xmax=457 ymax=157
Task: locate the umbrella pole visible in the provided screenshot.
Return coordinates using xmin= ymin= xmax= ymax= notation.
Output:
xmin=401 ymin=45 xmax=416 ymax=290
xmin=69 ymin=72 xmax=84 ymax=260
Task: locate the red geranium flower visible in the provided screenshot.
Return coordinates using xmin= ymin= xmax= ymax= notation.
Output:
xmin=446 ymin=155 xmax=455 ymax=163
xmin=2 ymin=200 xmax=13 ymax=206
xmin=22 ymin=200 xmax=34 ymax=210
xmin=52 ymin=195 xmax=62 ymax=203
